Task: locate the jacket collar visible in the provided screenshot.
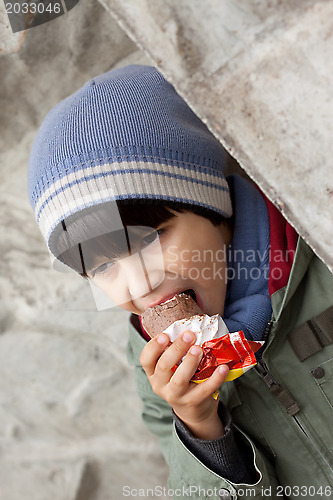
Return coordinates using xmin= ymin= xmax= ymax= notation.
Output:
xmin=270 ymin=236 xmax=314 ymax=322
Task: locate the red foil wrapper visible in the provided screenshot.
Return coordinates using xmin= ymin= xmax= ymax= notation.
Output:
xmin=172 ymin=331 xmax=263 ymax=382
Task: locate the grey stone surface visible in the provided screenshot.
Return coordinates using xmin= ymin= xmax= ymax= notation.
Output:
xmin=0 ymin=1 xmax=169 ymax=499
xmin=0 ymin=2 xmax=26 ymax=53
xmin=102 ymin=0 xmax=333 ymax=272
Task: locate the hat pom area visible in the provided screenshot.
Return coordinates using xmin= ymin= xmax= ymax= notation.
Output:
xmin=28 ymin=65 xmax=232 ymax=256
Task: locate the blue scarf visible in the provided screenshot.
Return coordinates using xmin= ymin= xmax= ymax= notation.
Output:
xmin=223 ymin=175 xmax=272 ymax=341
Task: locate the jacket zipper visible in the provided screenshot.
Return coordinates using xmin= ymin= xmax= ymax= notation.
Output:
xmin=256 ymin=320 xmax=273 ymax=360
xmin=293 ymin=415 xmax=309 ymax=437
xmin=255 ymin=359 xmax=300 ymax=413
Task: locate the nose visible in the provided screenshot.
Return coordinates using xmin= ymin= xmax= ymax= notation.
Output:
xmin=119 ymin=252 xmax=165 ymax=300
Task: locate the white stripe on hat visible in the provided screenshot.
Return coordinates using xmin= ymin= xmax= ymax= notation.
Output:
xmin=36 ymin=160 xmax=232 ymax=242
xmin=34 ymin=160 xmax=229 ymax=218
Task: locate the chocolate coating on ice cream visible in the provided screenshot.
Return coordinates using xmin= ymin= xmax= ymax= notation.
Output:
xmin=141 ymin=293 xmax=203 ymax=338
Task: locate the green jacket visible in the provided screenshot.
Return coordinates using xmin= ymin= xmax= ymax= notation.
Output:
xmin=127 ymin=237 xmax=333 ymax=499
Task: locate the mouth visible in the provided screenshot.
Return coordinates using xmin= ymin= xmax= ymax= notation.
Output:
xmin=182 ymin=288 xmax=204 ymax=311
xmin=160 ymin=289 xmax=197 ymax=305
xmin=147 ymin=288 xmax=198 ymax=310
xmin=182 ymin=288 xmax=197 ymax=303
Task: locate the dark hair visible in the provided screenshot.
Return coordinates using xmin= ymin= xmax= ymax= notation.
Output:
xmin=58 ymin=200 xmax=225 ymax=277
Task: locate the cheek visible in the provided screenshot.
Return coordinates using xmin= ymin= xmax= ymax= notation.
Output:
xmin=191 ymin=243 xmax=228 ymax=285
xmin=163 ymin=243 xmax=179 ymax=264
xmin=199 ymin=261 xmax=228 ymax=286
xmin=162 ymin=225 xmax=228 ymax=279
xmin=91 ymin=278 xmax=130 ymax=308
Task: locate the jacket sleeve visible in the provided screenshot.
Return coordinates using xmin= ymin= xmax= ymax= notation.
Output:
xmin=127 ymin=323 xmax=282 ymax=500
xmin=173 ymin=404 xmax=257 ymax=484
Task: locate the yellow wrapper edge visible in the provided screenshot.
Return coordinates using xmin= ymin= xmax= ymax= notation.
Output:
xmin=192 ymin=363 xmax=257 ymax=399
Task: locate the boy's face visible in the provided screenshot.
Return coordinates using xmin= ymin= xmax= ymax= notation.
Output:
xmin=89 ymin=211 xmax=232 ymax=317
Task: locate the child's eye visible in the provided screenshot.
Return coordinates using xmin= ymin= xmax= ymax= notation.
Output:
xmin=91 ymin=261 xmax=115 ymax=278
xmin=141 ymin=228 xmax=165 ymax=248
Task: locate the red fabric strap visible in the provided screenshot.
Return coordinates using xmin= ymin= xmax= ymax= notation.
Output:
xmin=263 ymin=195 xmax=298 ymax=296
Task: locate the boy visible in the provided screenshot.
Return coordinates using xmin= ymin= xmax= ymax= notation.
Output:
xmin=28 ymin=65 xmax=333 ymax=499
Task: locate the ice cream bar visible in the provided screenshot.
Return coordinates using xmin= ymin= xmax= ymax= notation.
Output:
xmin=141 ymin=292 xmax=203 ymax=338
xmin=141 ymin=293 xmax=264 ymax=391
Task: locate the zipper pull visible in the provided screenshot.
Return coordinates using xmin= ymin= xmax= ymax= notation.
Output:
xmin=255 ymin=359 xmax=277 ymax=388
xmin=255 ymin=360 xmax=301 ymax=416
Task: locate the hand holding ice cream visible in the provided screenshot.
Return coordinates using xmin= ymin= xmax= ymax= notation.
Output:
xmin=141 ymin=293 xmax=264 ymax=383
xmin=139 ymin=292 xmax=264 ymax=440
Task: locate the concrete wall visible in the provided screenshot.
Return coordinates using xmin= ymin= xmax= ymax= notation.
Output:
xmin=104 ymin=0 xmax=333 ymax=272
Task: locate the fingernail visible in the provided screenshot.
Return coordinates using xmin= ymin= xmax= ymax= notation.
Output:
xmin=156 ymin=334 xmax=168 ymax=345
xmin=219 ymin=365 xmax=229 ymax=376
xmin=182 ymin=331 xmax=194 ymax=343
xmin=190 ymin=345 xmax=202 ymax=356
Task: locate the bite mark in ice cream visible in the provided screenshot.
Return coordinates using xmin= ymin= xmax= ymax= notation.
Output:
xmin=141 ymin=292 xmax=203 ymax=338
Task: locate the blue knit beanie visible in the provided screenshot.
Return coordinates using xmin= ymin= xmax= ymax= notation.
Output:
xmin=28 ymin=65 xmax=232 ymax=258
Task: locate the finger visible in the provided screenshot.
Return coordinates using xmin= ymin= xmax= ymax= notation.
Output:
xmin=139 ymin=333 xmax=170 ymax=377
xmin=194 ymin=365 xmax=229 ymax=401
xmin=169 ymin=344 xmax=203 ymax=397
xmin=154 ymin=330 xmax=197 ymax=384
